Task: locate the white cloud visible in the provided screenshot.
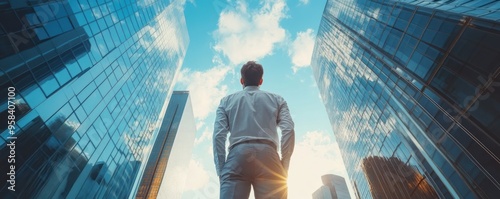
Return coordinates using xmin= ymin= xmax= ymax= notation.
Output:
xmin=213 ymin=0 xmax=287 ymax=65
xmin=208 ymin=145 xmax=214 ymax=157
xmin=92 ymin=7 xmax=102 ymax=18
xmin=288 ymin=131 xmax=350 ymax=199
xmin=299 ymin=0 xmax=310 ymax=5
xmin=196 ymin=121 xmax=205 ymax=131
xmin=319 ymin=71 xmax=331 ymax=103
xmin=371 ymin=7 xmax=381 ymax=19
xmin=183 ymin=159 xmax=211 ymax=191
xmin=183 ymin=157 xmax=220 ymax=199
xmin=138 ymin=0 xmax=193 ymax=8
xmin=290 ymin=29 xmax=315 ymax=73
xmin=137 ymin=0 xmax=155 ymax=7
xmin=176 ymin=66 xmax=230 ymax=120
xmin=194 ymin=127 xmax=212 ymax=145
xmin=138 ymin=4 xmax=188 ymax=58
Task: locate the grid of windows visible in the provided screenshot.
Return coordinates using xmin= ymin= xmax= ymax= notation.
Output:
xmin=396 ymin=0 xmax=500 ymax=22
xmin=0 ymin=0 xmax=188 ymax=198
xmin=312 ymin=0 xmax=500 ymax=198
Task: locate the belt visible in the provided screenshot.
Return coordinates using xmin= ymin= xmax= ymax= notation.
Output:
xmin=230 ymin=139 xmax=277 ymax=151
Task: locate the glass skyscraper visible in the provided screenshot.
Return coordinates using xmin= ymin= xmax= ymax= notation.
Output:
xmin=313 ymin=174 xmax=351 ymax=199
xmin=312 ymin=0 xmax=499 ymax=198
xmin=0 ymin=0 xmax=189 ymax=198
xmin=136 ymin=91 xmax=195 ymax=199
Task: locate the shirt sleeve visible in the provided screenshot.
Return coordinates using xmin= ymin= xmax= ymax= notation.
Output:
xmin=213 ymin=98 xmax=229 ymax=176
xmin=277 ymin=98 xmax=295 ymax=172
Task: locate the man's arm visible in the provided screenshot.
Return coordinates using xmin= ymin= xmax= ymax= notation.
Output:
xmin=277 ymin=98 xmax=295 ymax=173
xmin=213 ymin=99 xmax=229 ymax=176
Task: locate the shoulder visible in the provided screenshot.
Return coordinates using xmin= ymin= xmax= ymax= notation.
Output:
xmin=220 ymin=90 xmax=244 ymax=103
xmin=259 ymin=90 xmax=286 ymax=102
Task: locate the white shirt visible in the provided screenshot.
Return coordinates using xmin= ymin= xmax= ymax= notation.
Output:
xmin=213 ymin=86 xmax=295 ymax=176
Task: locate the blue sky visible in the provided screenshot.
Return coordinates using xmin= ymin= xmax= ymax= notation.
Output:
xmin=173 ymin=0 xmax=356 ymax=198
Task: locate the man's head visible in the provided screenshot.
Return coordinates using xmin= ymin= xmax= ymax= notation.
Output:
xmin=240 ymin=61 xmax=263 ymax=87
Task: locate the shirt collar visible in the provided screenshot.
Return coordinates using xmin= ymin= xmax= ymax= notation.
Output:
xmin=244 ymin=86 xmax=260 ymax=91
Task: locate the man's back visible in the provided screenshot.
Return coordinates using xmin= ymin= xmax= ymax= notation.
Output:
xmin=213 ymin=61 xmax=294 ymax=199
xmin=220 ymin=86 xmax=286 ymax=149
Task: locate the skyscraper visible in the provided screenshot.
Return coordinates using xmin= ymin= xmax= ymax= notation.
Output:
xmin=135 ymin=91 xmax=195 ymax=199
xmin=312 ymin=0 xmax=500 ymax=198
xmin=313 ymin=174 xmax=351 ymax=199
xmin=0 ymin=0 xmax=189 ymax=198
xmin=361 ymin=156 xmax=438 ymax=198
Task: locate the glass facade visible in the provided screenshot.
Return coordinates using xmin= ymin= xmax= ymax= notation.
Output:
xmin=361 ymin=156 xmax=438 ymax=198
xmin=136 ymin=91 xmax=196 ymax=199
xmin=312 ymin=0 xmax=500 ymax=198
xmin=0 ymin=0 xmax=189 ymax=198
xmin=313 ymin=174 xmax=352 ymax=199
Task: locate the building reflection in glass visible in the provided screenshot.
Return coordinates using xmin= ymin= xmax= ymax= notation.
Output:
xmin=0 ymin=0 xmax=189 ymax=198
xmin=361 ymin=156 xmax=438 ymax=199
xmin=0 ymin=0 xmax=92 ymax=131
xmin=312 ymin=0 xmax=500 ymax=198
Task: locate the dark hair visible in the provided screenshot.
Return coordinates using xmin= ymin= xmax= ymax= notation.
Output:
xmin=241 ymin=61 xmax=263 ymax=86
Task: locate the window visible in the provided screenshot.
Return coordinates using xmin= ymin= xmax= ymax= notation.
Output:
xmin=57 ymin=17 xmax=73 ymax=32
xmin=430 ymin=68 xmax=476 ymax=109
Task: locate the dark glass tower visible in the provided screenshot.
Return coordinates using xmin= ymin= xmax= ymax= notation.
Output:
xmin=0 ymin=0 xmax=189 ymax=198
xmin=312 ymin=0 xmax=500 ymax=198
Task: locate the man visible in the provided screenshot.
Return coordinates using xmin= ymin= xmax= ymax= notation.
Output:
xmin=213 ymin=61 xmax=295 ymax=199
